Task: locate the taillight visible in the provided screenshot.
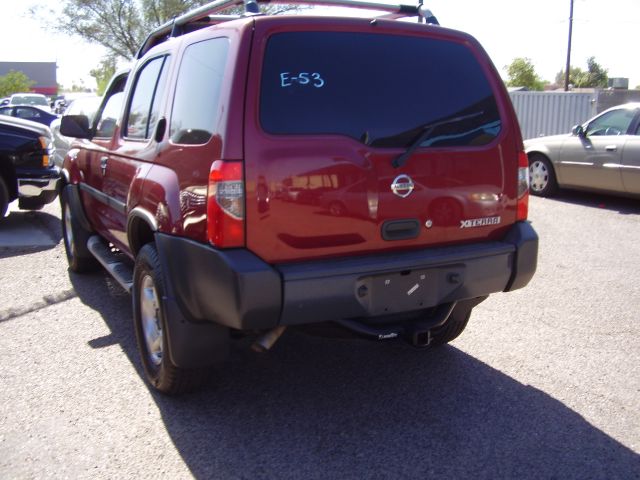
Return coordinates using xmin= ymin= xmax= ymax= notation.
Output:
xmin=207 ymin=160 xmax=244 ymax=247
xmin=517 ymin=151 xmax=529 ymax=221
xmin=38 ymin=136 xmax=51 ymax=167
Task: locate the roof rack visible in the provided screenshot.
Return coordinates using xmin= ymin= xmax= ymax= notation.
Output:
xmin=137 ymin=0 xmax=438 ymax=58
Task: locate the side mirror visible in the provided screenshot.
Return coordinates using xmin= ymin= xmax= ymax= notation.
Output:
xmin=60 ymin=115 xmax=91 ymax=139
xmin=572 ymin=124 xmax=585 ymax=137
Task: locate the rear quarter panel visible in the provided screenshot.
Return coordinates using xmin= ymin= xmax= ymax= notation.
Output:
xmin=133 ymin=22 xmax=253 ymax=242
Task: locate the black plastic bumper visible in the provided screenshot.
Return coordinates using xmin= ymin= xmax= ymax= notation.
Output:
xmin=156 ymin=221 xmax=538 ymax=330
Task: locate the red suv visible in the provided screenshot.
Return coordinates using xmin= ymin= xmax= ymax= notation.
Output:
xmin=60 ymin=0 xmax=538 ymax=394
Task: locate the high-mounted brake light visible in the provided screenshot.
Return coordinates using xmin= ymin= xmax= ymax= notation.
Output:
xmin=207 ymin=160 xmax=245 ymax=247
xmin=516 ymin=151 xmax=529 ymax=221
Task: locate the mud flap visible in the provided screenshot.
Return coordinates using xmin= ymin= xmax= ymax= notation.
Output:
xmin=156 ymin=235 xmax=230 ymax=368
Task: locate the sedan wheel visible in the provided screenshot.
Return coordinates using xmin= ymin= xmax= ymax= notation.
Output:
xmin=528 ymin=154 xmax=558 ymax=197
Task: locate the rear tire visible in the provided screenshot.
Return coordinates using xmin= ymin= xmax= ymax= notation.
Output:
xmin=18 ymin=198 xmax=45 ymax=210
xmin=429 ymin=311 xmax=471 ymax=346
xmin=61 ymin=186 xmax=98 ymax=272
xmin=133 ymin=244 xmax=209 ymax=395
xmin=529 ymin=154 xmax=558 ymax=197
xmin=0 ymin=177 xmax=8 ymax=220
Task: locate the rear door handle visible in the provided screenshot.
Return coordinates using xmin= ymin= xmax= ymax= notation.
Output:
xmin=100 ymin=156 xmax=108 ymax=175
xmin=605 ymin=145 xmax=617 ymax=152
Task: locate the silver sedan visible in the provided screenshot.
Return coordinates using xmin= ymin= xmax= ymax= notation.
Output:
xmin=524 ymin=103 xmax=640 ymax=198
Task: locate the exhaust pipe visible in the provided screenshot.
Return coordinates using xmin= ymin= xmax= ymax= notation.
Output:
xmin=251 ymin=326 xmax=287 ymax=352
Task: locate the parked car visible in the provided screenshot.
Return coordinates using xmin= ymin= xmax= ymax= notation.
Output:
xmin=0 ymin=115 xmax=59 ymax=218
xmin=59 ymin=0 xmax=537 ymax=394
xmin=9 ymin=93 xmax=52 ymax=111
xmin=525 ymin=103 xmax=640 ymax=198
xmin=50 ymin=95 xmax=102 ymax=167
xmin=0 ymin=105 xmax=58 ymax=127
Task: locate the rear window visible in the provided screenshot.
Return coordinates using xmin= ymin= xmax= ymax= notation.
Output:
xmin=260 ymin=32 xmax=501 ymax=148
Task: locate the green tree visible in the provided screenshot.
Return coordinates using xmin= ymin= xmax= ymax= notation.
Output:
xmin=90 ymin=56 xmax=118 ymax=95
xmin=141 ymin=0 xmax=219 ymax=27
xmin=577 ymin=57 xmax=608 ymax=88
xmin=555 ymin=66 xmax=583 ymax=87
xmin=505 ymin=57 xmax=545 ymax=91
xmin=555 ymin=57 xmax=608 ymax=89
xmin=0 ymin=70 xmax=36 ymax=97
xmin=34 ymin=0 xmax=298 ymax=61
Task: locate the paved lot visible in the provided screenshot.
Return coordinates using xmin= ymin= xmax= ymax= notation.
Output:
xmin=0 ymin=193 xmax=639 ymax=479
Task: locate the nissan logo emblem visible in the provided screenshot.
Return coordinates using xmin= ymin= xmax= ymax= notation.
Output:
xmin=391 ymin=174 xmax=415 ymax=198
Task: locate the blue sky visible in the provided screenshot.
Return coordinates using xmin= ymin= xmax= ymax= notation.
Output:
xmin=1 ymin=0 xmax=639 ymax=89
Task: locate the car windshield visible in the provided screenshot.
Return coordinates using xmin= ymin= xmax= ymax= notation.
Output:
xmin=260 ymin=31 xmax=501 ymax=148
xmin=11 ymin=95 xmax=49 ymax=107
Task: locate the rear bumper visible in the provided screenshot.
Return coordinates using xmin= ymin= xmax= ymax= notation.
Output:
xmin=156 ymin=221 xmax=538 ymax=330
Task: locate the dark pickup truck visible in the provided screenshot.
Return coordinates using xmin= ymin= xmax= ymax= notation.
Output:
xmin=0 ymin=115 xmax=59 ymax=218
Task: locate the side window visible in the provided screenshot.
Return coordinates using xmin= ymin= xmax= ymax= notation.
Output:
xmin=170 ymin=38 xmax=229 ymax=145
xmin=586 ymin=109 xmax=635 ymax=137
xmin=125 ymin=56 xmax=169 ymax=140
xmin=95 ymin=93 xmax=125 ymax=138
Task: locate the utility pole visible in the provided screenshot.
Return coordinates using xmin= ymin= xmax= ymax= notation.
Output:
xmin=564 ymin=0 xmax=574 ymax=91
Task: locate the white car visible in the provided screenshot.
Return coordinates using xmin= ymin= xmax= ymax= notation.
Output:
xmin=524 ymin=103 xmax=640 ymax=198
xmin=9 ymin=93 xmax=52 ymax=111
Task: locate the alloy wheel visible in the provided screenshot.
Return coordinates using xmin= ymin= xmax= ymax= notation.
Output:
xmin=140 ymin=274 xmax=163 ymax=366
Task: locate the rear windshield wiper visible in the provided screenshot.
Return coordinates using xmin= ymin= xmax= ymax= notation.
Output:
xmin=391 ymin=111 xmax=484 ymax=168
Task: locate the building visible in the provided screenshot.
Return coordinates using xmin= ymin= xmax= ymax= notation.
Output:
xmin=0 ymin=62 xmax=57 ymax=95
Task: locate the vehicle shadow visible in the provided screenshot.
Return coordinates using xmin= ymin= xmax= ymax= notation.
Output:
xmin=70 ymin=273 xmax=640 ymax=480
xmin=0 ymin=209 xmax=62 ymax=257
xmin=546 ymin=190 xmax=640 ymax=215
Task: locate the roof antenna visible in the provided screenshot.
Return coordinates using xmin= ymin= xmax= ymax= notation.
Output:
xmin=244 ymin=0 xmax=261 ymax=14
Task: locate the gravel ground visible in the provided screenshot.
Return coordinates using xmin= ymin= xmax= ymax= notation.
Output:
xmin=0 ymin=193 xmax=638 ymax=479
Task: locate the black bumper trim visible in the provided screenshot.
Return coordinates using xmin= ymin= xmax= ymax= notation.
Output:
xmin=503 ymin=221 xmax=538 ymax=291
xmin=79 ymin=182 xmax=126 ymax=215
xmin=156 ymin=221 xmax=538 ymax=330
xmin=155 ymin=234 xmax=283 ymax=330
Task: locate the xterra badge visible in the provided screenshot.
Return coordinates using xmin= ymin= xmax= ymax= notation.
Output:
xmin=460 ymin=216 xmax=501 ymax=229
xmin=391 ymin=174 xmax=414 ymax=198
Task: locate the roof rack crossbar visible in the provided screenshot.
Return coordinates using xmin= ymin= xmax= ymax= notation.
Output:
xmin=136 ymin=0 xmax=437 ymax=58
